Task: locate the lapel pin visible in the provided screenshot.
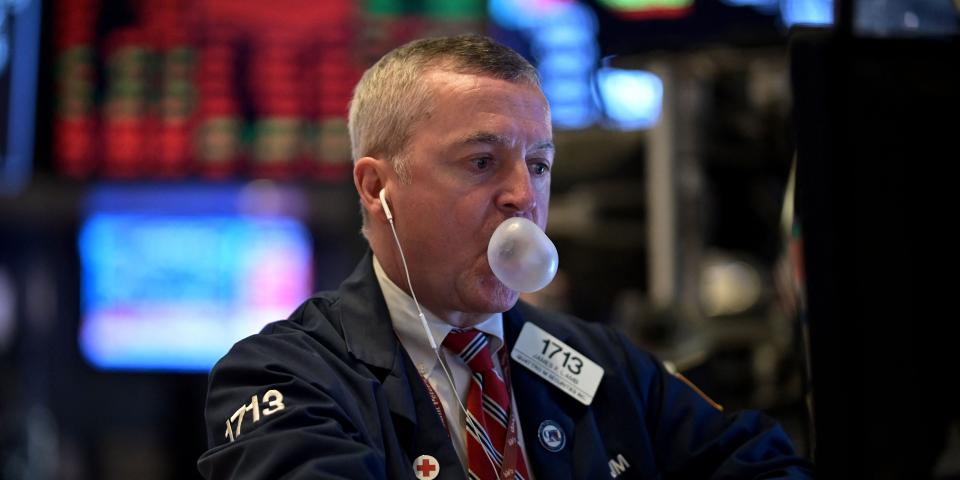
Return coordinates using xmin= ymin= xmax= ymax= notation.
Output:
xmin=413 ymin=454 xmax=440 ymax=479
xmin=538 ymin=420 xmax=566 ymax=452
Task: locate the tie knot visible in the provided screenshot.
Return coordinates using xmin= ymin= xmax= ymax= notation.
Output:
xmin=443 ymin=329 xmax=495 ymax=373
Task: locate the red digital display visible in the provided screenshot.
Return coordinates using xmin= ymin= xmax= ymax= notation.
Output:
xmin=52 ymin=0 xmax=485 ymax=181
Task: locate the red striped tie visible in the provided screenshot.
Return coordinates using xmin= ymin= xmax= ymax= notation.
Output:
xmin=444 ymin=329 xmax=529 ymax=480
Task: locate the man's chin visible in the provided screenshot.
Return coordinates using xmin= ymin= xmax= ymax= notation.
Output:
xmin=490 ymin=284 xmax=522 ymax=312
xmin=466 ymin=281 xmax=520 ymax=314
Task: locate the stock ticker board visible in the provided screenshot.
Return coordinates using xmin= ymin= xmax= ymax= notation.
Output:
xmin=51 ymin=0 xmax=484 ymax=181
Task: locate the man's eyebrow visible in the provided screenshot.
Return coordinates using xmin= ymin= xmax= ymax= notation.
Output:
xmin=530 ymin=140 xmax=555 ymax=153
xmin=457 ymin=132 xmax=555 ymax=153
xmin=459 ymin=132 xmax=509 ymax=146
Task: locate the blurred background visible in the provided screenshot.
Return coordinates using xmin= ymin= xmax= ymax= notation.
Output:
xmin=0 ymin=0 xmax=957 ymax=478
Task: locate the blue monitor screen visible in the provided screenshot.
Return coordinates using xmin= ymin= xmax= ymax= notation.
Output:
xmin=78 ymin=187 xmax=313 ymax=372
xmin=1 ymin=0 xmax=41 ymax=194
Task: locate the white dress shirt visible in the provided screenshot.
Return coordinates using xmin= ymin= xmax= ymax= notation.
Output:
xmin=372 ymin=255 xmax=533 ymax=476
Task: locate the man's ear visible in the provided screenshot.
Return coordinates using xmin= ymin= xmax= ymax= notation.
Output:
xmin=354 ymin=156 xmax=391 ymax=223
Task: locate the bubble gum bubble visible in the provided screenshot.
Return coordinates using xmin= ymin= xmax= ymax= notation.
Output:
xmin=487 ymin=217 xmax=558 ymax=293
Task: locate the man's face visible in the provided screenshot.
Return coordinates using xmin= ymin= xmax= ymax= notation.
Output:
xmin=387 ymin=69 xmax=554 ymax=324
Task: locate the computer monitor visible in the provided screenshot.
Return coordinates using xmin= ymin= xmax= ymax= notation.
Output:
xmin=78 ymin=184 xmax=313 ymax=372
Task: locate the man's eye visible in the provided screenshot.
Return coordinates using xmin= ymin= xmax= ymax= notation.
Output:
xmin=472 ymin=157 xmax=491 ymax=170
xmin=531 ymin=162 xmax=550 ymax=176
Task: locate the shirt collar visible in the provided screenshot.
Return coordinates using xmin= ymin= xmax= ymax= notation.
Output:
xmin=372 ymin=255 xmax=505 ymax=372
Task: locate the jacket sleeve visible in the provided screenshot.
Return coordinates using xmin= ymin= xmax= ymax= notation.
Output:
xmin=196 ymin=330 xmax=388 ymax=480
xmin=615 ymin=333 xmax=815 ymax=479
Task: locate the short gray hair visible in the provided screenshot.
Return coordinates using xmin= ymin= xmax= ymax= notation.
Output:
xmin=348 ymin=35 xmax=541 ymax=181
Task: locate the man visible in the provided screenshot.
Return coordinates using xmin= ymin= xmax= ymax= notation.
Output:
xmin=198 ymin=35 xmax=814 ymax=479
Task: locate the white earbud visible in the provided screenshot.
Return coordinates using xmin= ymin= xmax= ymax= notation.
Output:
xmin=379 ymin=188 xmax=393 ymax=221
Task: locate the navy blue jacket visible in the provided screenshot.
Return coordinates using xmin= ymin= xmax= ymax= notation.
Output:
xmin=198 ymin=252 xmax=814 ymax=479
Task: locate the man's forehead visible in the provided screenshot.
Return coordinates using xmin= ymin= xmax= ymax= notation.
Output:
xmin=416 ymin=69 xmax=553 ymax=154
xmin=456 ymin=131 xmax=555 ymax=153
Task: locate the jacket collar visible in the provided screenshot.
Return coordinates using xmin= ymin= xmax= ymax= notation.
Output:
xmin=337 ymin=250 xmax=401 ymax=372
xmin=336 ymin=251 xmax=417 ymax=426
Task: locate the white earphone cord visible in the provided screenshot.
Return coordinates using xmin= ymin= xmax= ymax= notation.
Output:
xmin=386 ymin=216 xmax=502 ymax=475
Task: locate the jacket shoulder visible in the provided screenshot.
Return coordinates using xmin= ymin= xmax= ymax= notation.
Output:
xmin=214 ymin=292 xmax=346 ymax=372
xmin=198 ymin=291 xmax=394 ymax=479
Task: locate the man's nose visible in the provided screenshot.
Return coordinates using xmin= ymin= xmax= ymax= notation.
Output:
xmin=497 ymin=161 xmax=536 ymax=214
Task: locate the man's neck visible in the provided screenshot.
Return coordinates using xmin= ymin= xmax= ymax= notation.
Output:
xmin=371 ymin=251 xmax=496 ymax=329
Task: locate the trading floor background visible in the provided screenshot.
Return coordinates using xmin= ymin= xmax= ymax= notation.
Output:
xmin=1 ymin=0 xmax=957 ymax=478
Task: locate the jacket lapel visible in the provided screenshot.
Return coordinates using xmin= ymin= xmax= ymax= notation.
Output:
xmin=336 ymin=251 xmax=463 ymax=479
xmin=504 ymin=306 xmax=581 ymax=480
xmin=337 ymin=251 xmax=418 ymax=425
xmin=398 ymin=348 xmax=466 ymax=480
